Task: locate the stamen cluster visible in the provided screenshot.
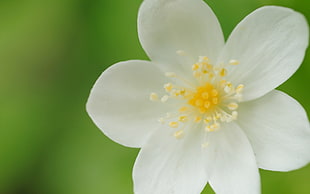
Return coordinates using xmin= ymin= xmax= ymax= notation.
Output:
xmin=150 ymin=55 xmax=244 ymax=140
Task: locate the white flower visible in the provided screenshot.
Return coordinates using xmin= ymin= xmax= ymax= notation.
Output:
xmin=87 ymin=0 xmax=310 ymax=193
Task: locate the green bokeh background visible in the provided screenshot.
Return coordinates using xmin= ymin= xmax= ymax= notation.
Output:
xmin=0 ymin=0 xmax=309 ymax=193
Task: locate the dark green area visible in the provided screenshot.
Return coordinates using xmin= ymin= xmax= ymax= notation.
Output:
xmin=0 ymin=0 xmax=309 ymax=193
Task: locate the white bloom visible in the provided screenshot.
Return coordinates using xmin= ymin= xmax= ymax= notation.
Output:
xmin=87 ymin=0 xmax=310 ymax=193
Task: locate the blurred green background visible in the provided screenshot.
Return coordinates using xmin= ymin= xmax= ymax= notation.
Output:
xmin=0 ymin=0 xmax=309 ymax=193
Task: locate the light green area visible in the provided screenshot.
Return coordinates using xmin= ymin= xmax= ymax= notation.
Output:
xmin=0 ymin=0 xmax=309 ymax=193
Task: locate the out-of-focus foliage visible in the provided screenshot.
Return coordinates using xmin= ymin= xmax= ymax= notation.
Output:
xmin=0 ymin=0 xmax=308 ymax=193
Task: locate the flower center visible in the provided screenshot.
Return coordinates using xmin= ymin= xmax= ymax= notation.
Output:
xmin=187 ymin=83 xmax=219 ymax=114
xmin=150 ymin=55 xmax=244 ymax=141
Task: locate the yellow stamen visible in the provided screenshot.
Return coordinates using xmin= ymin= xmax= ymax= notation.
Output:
xmin=228 ymin=103 xmax=238 ymax=110
xmin=178 ymin=116 xmax=188 ymax=122
xmin=174 ymin=130 xmax=184 ymax=139
xmin=219 ymin=68 xmax=227 ymax=77
xmin=194 ymin=116 xmax=202 ymax=123
xmin=229 ymin=59 xmax=240 ymax=65
xmin=169 ymin=121 xmax=179 ymax=128
xmin=149 ymin=93 xmax=158 ymax=101
xmin=192 ymin=63 xmax=200 ymax=70
xmin=164 ymin=83 xmax=173 ymax=92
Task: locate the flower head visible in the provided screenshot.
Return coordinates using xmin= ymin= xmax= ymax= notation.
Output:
xmin=87 ymin=0 xmax=310 ymax=193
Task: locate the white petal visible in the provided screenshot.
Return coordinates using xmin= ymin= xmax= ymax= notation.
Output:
xmin=218 ymin=6 xmax=309 ymax=101
xmin=238 ymin=90 xmax=310 ymax=171
xmin=206 ymin=122 xmax=260 ymax=194
xmin=138 ymin=0 xmax=224 ymax=72
xmin=86 ymin=60 xmax=170 ymax=148
xmin=133 ymin=125 xmax=208 ymax=194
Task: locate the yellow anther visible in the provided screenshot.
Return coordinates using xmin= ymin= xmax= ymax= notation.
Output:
xmin=179 ymin=106 xmax=188 ymax=112
xmin=202 ymin=92 xmax=209 ymax=99
xmin=194 ymin=116 xmax=202 ymax=123
xmin=206 ymin=123 xmax=220 ymax=132
xmin=178 ymin=116 xmax=188 ymax=122
xmin=232 ymin=111 xmax=238 ymax=120
xmin=211 ymin=89 xmax=218 ymax=96
xmin=169 ymin=121 xmax=179 ymax=128
xmin=205 ymin=126 xmax=212 ymax=132
xmin=174 ymin=130 xmax=184 ymax=139
xmin=236 ymin=84 xmax=244 ymax=93
xmin=228 ymin=103 xmax=238 ymax=110
xmin=192 ymin=63 xmax=200 ymax=70
xmin=203 ymin=117 xmax=212 ymax=124
xmin=204 ymin=101 xmax=211 ymax=108
xmin=165 ymin=72 xmax=176 ymax=77
xmin=224 ymin=83 xmax=232 ymax=93
xmin=208 ymin=72 xmax=214 ymax=79
xmin=229 ymin=59 xmax=240 ymax=65
xmin=212 ymin=123 xmax=220 ymax=130
xmin=195 ymin=99 xmax=203 ymax=107
xmin=171 ymin=89 xmax=180 ymax=97
xmin=164 ymin=83 xmax=173 ymax=92
xmin=161 ymin=95 xmax=169 ymax=102
xmin=199 ymin=56 xmax=209 ymax=62
xmin=212 ymin=98 xmax=218 ymax=105
xmin=219 ymin=68 xmax=227 ymax=77
xmin=149 ymin=93 xmax=158 ymax=101
xmin=179 ymin=89 xmax=186 ymax=96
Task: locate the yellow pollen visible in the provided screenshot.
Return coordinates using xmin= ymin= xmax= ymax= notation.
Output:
xmin=194 ymin=116 xmax=202 ymax=123
xmin=164 ymin=83 xmax=173 ymax=92
xmin=178 ymin=116 xmax=188 ymax=122
xmin=169 ymin=121 xmax=179 ymax=128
